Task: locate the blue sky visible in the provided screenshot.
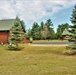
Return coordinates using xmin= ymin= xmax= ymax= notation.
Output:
xmin=52 ymin=6 xmax=74 ymax=31
xmin=0 ymin=0 xmax=76 ymax=32
xmin=37 ymin=6 xmax=74 ymax=32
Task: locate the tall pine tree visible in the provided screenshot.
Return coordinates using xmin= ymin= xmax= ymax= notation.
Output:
xmin=31 ymin=22 xmax=40 ymax=40
xmin=70 ymin=5 xmax=76 ymax=43
xmin=67 ymin=5 xmax=76 ymax=50
xmin=40 ymin=21 xmax=44 ymax=40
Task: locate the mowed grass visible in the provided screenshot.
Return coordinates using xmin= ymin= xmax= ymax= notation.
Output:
xmin=0 ymin=44 xmax=76 ymax=75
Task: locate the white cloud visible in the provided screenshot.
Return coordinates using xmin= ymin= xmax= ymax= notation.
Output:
xmin=0 ymin=0 xmax=76 ymax=28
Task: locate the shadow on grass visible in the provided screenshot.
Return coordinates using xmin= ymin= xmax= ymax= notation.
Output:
xmin=4 ymin=45 xmax=25 ymax=51
xmin=26 ymin=46 xmax=76 ymax=56
xmin=26 ymin=49 xmax=63 ymax=55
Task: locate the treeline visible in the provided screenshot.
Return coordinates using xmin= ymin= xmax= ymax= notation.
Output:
xmin=26 ymin=19 xmax=70 ymax=40
xmin=8 ymin=4 xmax=76 ymax=50
xmin=13 ymin=5 xmax=76 ymax=41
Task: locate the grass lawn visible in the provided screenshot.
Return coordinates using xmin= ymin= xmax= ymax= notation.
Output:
xmin=0 ymin=44 xmax=76 ymax=75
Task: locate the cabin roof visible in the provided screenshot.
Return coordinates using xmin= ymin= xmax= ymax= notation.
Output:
xmin=62 ymin=29 xmax=73 ymax=35
xmin=0 ymin=19 xmax=15 ymax=31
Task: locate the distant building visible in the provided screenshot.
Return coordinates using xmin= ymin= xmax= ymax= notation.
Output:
xmin=62 ymin=29 xmax=73 ymax=40
xmin=0 ymin=19 xmax=25 ymax=44
xmin=0 ymin=19 xmax=15 ymax=44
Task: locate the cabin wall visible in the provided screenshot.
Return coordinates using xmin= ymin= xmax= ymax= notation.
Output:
xmin=0 ymin=31 xmax=9 ymax=44
xmin=62 ymin=35 xmax=66 ymax=39
xmin=62 ymin=35 xmax=72 ymax=40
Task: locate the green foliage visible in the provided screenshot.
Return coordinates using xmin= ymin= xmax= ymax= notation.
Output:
xmin=45 ymin=19 xmax=53 ymax=28
xmin=8 ymin=16 xmax=25 ymax=50
xmin=67 ymin=5 xmax=76 ymax=50
xmin=50 ymin=28 xmax=56 ymax=39
xmin=70 ymin=5 xmax=76 ymax=43
xmin=20 ymin=20 xmax=26 ymax=32
xmin=66 ymin=44 xmax=76 ymax=50
xmin=71 ymin=5 xmax=76 ymax=24
xmin=56 ymin=23 xmax=70 ymax=39
xmin=31 ymin=22 xmax=41 ymax=40
xmin=8 ymin=44 xmax=22 ymax=50
xmin=40 ymin=21 xmax=44 ymax=29
xmin=40 ymin=19 xmax=56 ymax=40
xmin=26 ymin=28 xmax=32 ymax=39
xmin=28 ymin=19 xmax=56 ymax=40
xmin=40 ymin=21 xmax=45 ymax=39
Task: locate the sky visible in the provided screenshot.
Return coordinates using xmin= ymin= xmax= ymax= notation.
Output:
xmin=0 ymin=0 xmax=76 ymax=32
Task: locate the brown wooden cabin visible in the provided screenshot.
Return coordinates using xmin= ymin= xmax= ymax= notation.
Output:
xmin=0 ymin=19 xmax=15 ymax=44
xmin=61 ymin=29 xmax=73 ymax=40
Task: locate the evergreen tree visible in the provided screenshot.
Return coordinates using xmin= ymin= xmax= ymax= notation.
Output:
xmin=50 ymin=28 xmax=56 ymax=39
xmin=31 ymin=22 xmax=40 ymax=40
xmin=45 ymin=19 xmax=53 ymax=28
xmin=8 ymin=17 xmax=25 ymax=50
xmin=20 ymin=20 xmax=26 ymax=33
xmin=70 ymin=5 xmax=76 ymax=42
xmin=26 ymin=28 xmax=32 ymax=39
xmin=40 ymin=21 xmax=44 ymax=29
xmin=40 ymin=21 xmax=44 ymax=39
xmin=67 ymin=5 xmax=76 ymax=49
xmin=56 ymin=25 xmax=62 ymax=39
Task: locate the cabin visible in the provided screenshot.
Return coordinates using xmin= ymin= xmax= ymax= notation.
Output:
xmin=0 ymin=19 xmax=15 ymax=44
xmin=0 ymin=19 xmax=30 ymax=44
xmin=62 ymin=29 xmax=73 ymax=40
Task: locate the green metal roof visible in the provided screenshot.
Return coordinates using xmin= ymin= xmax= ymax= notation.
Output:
xmin=0 ymin=19 xmax=15 ymax=31
xmin=62 ymin=29 xmax=73 ymax=35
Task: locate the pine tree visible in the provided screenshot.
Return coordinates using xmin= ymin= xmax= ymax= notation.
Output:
xmin=70 ymin=5 xmax=76 ymax=43
xmin=31 ymin=22 xmax=40 ymax=40
xmin=40 ymin=21 xmax=44 ymax=40
xmin=56 ymin=25 xmax=62 ymax=39
xmin=40 ymin=21 xmax=44 ymax=29
xmin=67 ymin=5 xmax=76 ymax=50
xmin=8 ymin=17 xmax=25 ymax=50
xmin=20 ymin=20 xmax=26 ymax=32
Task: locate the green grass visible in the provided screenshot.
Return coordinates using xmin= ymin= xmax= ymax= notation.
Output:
xmin=0 ymin=44 xmax=76 ymax=75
